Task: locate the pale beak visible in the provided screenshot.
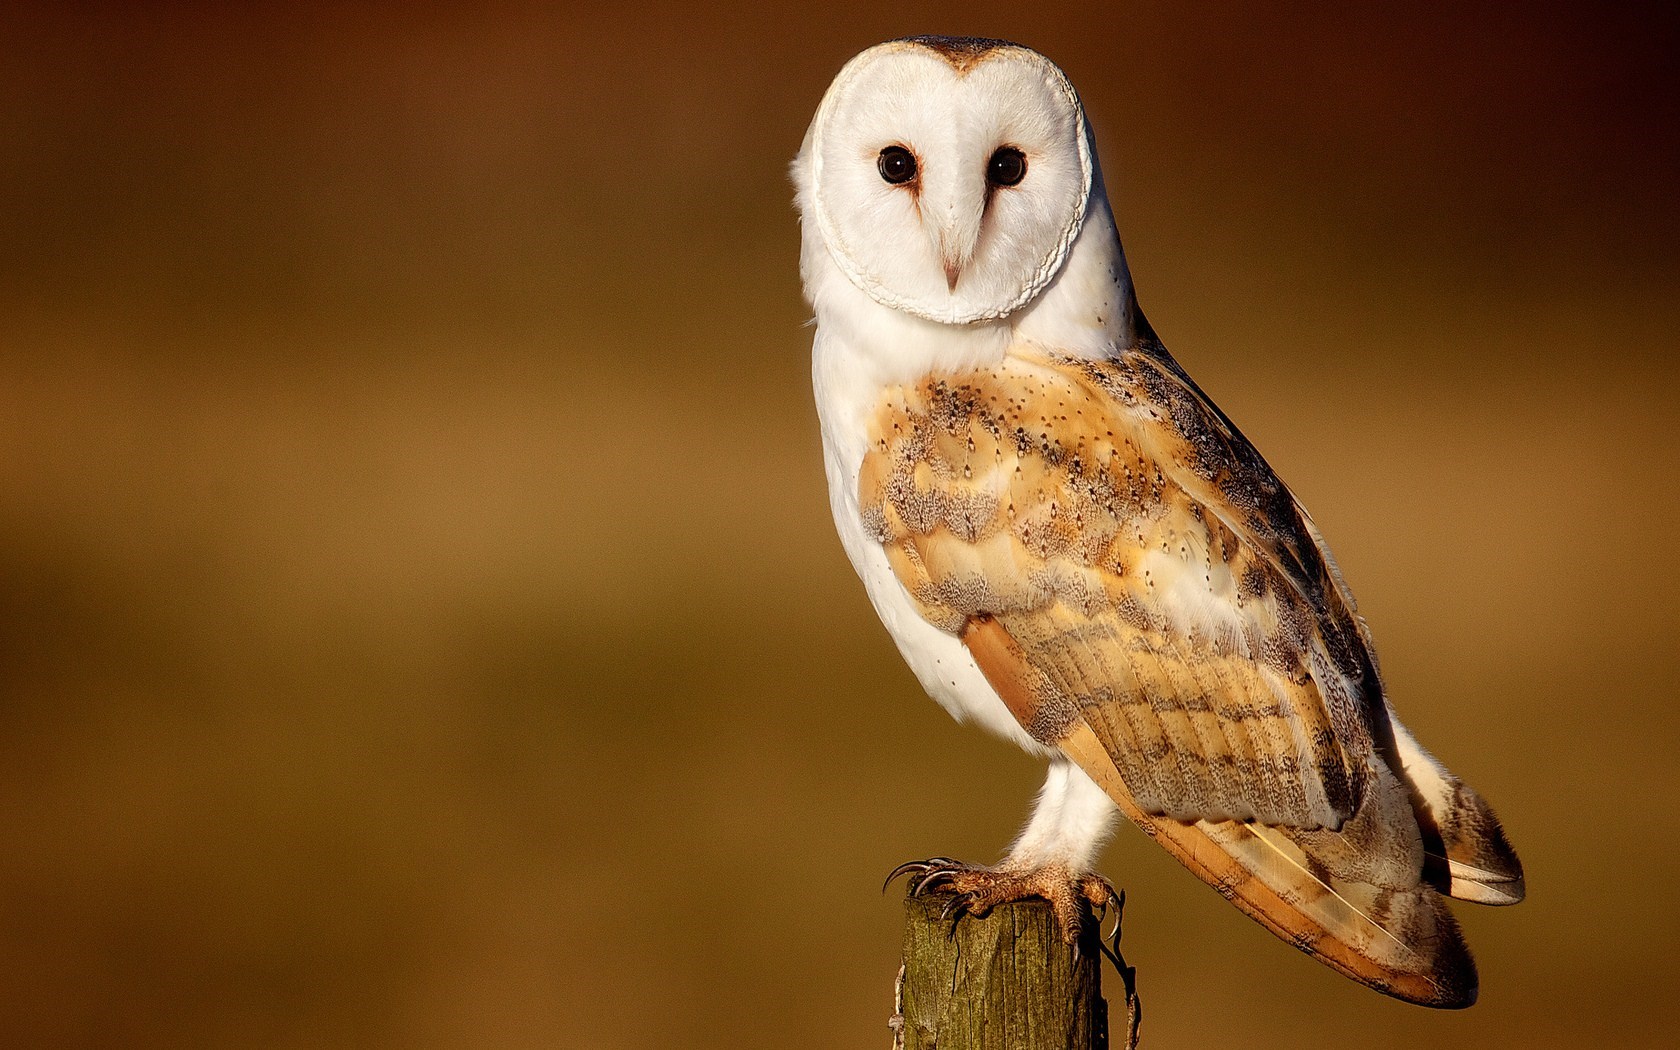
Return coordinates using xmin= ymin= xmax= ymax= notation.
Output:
xmin=942 ymin=254 xmax=963 ymax=292
xmin=923 ymin=171 xmax=986 ymax=295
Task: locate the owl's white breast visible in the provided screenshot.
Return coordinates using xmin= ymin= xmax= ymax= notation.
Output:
xmin=812 ymin=321 xmax=1051 ymax=757
xmin=801 ymin=169 xmax=1135 ymax=757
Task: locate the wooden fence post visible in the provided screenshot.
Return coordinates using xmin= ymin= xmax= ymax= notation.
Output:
xmin=890 ymin=889 xmax=1141 ymax=1050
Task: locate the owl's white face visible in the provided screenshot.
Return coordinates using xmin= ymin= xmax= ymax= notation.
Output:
xmin=799 ymin=38 xmax=1093 ymax=325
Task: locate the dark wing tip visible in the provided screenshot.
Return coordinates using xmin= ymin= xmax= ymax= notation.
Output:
xmin=1401 ymin=900 xmax=1479 ymax=1009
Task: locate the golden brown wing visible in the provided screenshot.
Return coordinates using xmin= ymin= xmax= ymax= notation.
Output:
xmin=860 ymin=347 xmax=1378 ymax=830
xmin=860 ymin=345 xmax=1480 ymax=1006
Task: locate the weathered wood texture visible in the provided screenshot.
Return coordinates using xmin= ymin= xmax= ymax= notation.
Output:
xmin=892 ymin=891 xmax=1140 ymax=1050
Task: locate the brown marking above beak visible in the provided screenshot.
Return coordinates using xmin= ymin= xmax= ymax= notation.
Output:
xmin=943 ymin=258 xmax=962 ymax=291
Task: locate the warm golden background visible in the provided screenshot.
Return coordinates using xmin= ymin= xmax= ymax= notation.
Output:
xmin=2 ymin=2 xmax=1675 ymax=1047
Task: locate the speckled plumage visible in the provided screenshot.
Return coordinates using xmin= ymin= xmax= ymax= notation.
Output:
xmin=857 ymin=344 xmax=1519 ymax=1005
xmin=795 ymin=36 xmax=1522 ymax=1008
xmin=860 ymin=345 xmax=1374 ymax=829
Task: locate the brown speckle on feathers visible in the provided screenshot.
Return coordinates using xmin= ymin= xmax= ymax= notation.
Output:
xmin=859 ymin=345 xmax=1517 ymax=1008
xmin=864 ymin=347 xmax=1372 ymax=830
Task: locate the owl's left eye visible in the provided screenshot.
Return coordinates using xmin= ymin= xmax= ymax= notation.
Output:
xmin=987 ymin=147 xmax=1027 ymax=187
xmin=878 ymin=146 xmax=917 ymax=185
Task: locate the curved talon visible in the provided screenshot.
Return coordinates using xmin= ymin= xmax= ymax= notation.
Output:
xmin=1106 ymin=889 xmax=1126 ymax=943
xmin=884 ymin=858 xmax=965 ymax=893
xmin=1097 ymin=888 xmax=1135 ymax=980
xmin=886 ymin=858 xmax=951 ymax=891
xmin=941 ymin=891 xmax=990 ymax=940
xmin=912 ymin=868 xmax=960 ymax=894
xmin=913 ymin=861 xmax=973 ymax=895
xmin=884 ymin=861 xmax=931 ymax=892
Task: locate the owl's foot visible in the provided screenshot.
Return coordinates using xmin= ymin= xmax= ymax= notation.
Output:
xmin=886 ymin=858 xmax=1115 ymax=943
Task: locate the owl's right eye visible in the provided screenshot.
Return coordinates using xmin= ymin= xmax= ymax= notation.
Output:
xmin=877 ymin=146 xmax=917 ymax=185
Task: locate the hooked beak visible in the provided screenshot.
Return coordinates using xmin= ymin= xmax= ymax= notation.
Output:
xmin=924 ymin=173 xmax=986 ymax=295
xmin=942 ymin=253 xmax=963 ymax=292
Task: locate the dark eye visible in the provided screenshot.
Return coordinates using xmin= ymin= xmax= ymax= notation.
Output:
xmin=878 ymin=145 xmax=917 ymax=185
xmin=987 ymin=146 xmax=1027 ymax=187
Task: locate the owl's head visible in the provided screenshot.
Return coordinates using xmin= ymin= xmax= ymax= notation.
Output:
xmin=795 ymin=37 xmax=1094 ymax=326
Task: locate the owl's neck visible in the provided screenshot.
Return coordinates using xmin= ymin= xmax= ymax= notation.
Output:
xmin=1012 ymin=187 xmax=1145 ymax=359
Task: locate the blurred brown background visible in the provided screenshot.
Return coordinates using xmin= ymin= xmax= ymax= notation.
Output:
xmin=2 ymin=2 xmax=1676 ymax=1047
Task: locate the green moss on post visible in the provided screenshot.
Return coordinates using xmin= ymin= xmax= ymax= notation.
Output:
xmin=892 ymin=890 xmax=1140 ymax=1050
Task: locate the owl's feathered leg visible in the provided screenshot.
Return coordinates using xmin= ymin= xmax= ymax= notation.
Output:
xmin=888 ymin=758 xmax=1121 ymax=941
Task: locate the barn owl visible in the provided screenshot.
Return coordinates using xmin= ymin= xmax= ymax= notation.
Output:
xmin=793 ymin=36 xmax=1524 ymax=1008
